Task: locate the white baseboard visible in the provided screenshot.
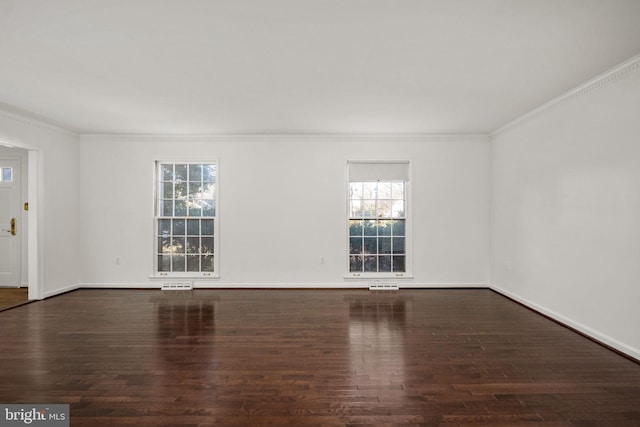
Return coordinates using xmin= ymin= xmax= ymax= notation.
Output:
xmin=78 ymin=282 xmax=489 ymax=289
xmin=43 ymin=283 xmax=80 ymax=298
xmin=490 ymin=284 xmax=640 ymax=362
xmin=400 ymin=282 xmax=488 ymax=288
xmin=77 ymin=283 xmax=160 ymax=289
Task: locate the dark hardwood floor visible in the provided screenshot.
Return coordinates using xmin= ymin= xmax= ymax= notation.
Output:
xmin=0 ymin=287 xmax=28 ymax=312
xmin=0 ymin=289 xmax=639 ymax=426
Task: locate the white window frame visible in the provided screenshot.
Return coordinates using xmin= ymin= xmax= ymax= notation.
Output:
xmin=346 ymin=160 xmax=411 ymax=279
xmin=153 ymin=160 xmax=220 ymax=278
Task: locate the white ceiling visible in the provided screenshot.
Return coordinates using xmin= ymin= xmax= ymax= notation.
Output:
xmin=1 ymin=0 xmax=639 ymax=135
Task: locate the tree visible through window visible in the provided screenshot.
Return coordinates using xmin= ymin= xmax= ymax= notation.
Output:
xmin=156 ymin=162 xmax=217 ymax=275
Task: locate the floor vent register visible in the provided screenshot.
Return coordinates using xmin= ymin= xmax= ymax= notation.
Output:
xmin=161 ymin=281 xmax=193 ymax=291
xmin=368 ymin=281 xmax=399 ymax=291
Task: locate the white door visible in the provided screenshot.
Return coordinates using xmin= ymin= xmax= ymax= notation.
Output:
xmin=0 ymin=159 xmax=21 ymax=287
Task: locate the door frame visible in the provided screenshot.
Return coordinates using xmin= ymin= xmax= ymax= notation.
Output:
xmin=27 ymin=150 xmax=41 ymax=300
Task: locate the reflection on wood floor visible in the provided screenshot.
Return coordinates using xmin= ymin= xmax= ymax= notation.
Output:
xmin=0 ymin=288 xmax=639 ymax=426
xmin=0 ymin=287 xmax=28 ymax=311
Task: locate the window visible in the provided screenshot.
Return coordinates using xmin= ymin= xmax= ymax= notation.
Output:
xmin=0 ymin=167 xmax=12 ymax=182
xmin=155 ymin=162 xmax=218 ymax=276
xmin=348 ymin=161 xmax=409 ymax=277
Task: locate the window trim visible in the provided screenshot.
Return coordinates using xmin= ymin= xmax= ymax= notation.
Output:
xmin=152 ymin=160 xmax=220 ymax=278
xmin=345 ymin=160 xmax=412 ymax=279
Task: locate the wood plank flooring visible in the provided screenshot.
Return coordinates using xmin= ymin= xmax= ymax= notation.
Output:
xmin=0 ymin=289 xmax=639 ymax=426
xmin=0 ymin=287 xmax=28 ymax=311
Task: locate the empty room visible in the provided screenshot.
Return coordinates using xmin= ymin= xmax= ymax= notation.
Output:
xmin=1 ymin=0 xmax=640 ymax=425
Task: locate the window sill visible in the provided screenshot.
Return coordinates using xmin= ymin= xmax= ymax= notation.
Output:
xmin=149 ymin=274 xmax=220 ymax=280
xmin=343 ymin=273 xmax=413 ymax=280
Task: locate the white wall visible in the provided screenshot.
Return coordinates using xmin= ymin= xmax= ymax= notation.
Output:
xmin=0 ymin=111 xmax=81 ymax=298
xmin=79 ymin=135 xmax=490 ymax=287
xmin=491 ymin=58 xmax=640 ymax=359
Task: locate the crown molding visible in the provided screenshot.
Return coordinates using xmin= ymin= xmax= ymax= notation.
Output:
xmin=492 ymin=54 xmax=640 ymax=136
xmin=0 ymin=107 xmax=77 ymax=137
xmin=80 ymin=133 xmax=489 ymax=143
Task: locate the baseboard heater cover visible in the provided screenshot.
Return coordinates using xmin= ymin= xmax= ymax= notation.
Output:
xmin=161 ymin=281 xmax=193 ymax=290
xmin=368 ymin=280 xmax=399 ymax=291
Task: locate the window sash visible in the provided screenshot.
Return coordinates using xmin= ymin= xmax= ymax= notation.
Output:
xmin=347 ymin=161 xmax=409 ymax=277
xmin=154 ymin=162 xmax=218 ymax=277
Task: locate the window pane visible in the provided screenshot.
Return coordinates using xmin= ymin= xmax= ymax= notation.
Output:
xmin=391 ymin=200 xmax=404 ymax=218
xmin=377 ymin=182 xmax=391 ymax=199
xmin=350 ymin=181 xmax=362 ymax=198
xmin=175 ymin=182 xmax=187 ymax=198
xmin=161 ymin=182 xmax=173 ymax=199
xmin=379 ymin=256 xmax=392 ymax=272
xmin=172 ymin=237 xmax=185 ymax=253
xmin=187 ymin=219 xmax=200 ymax=235
xmin=175 ymin=200 xmax=187 ymax=216
xmin=161 ymin=200 xmax=173 ymax=216
xmin=189 ymin=182 xmax=202 ymax=198
xmin=172 ymin=255 xmax=185 ymax=272
xmin=202 ymin=255 xmax=214 ymax=272
xmin=362 ymin=200 xmax=376 ymax=217
xmin=392 ymin=220 xmax=405 ymax=236
xmin=363 ymin=237 xmax=377 ymax=254
xmin=378 ymin=220 xmax=392 ymax=236
xmin=201 ymin=237 xmax=214 ymax=254
xmin=349 ymin=220 xmax=363 ymax=236
xmin=189 ymin=164 xmax=202 ymax=181
xmin=363 ymin=182 xmax=377 ymax=199
xmin=158 ymin=237 xmax=171 ymax=253
xmin=201 ymin=219 xmax=214 ymax=235
xmin=202 ymin=200 xmax=215 ymax=217
xmin=377 ymin=200 xmax=392 ymax=218
xmin=363 ymin=220 xmax=377 ymax=236
xmin=392 ymin=237 xmax=405 ymax=254
xmin=349 ymin=237 xmax=363 ymax=255
xmin=186 ymin=237 xmax=200 ymax=253
xmin=174 ymin=164 xmax=187 ymax=182
xmin=162 ymin=164 xmax=173 ymax=181
xmin=378 ymin=237 xmax=391 ymax=254
xmin=186 ymin=255 xmax=200 ymax=272
xmin=158 ymin=255 xmax=171 ymax=272
xmin=391 ymin=182 xmax=404 ymax=199
xmin=393 ymin=256 xmax=406 ymax=272
xmin=349 ymin=200 xmax=362 ymax=218
xmin=363 ymin=256 xmax=377 ymax=272
xmin=188 ymin=206 xmax=202 ymax=217
xmin=203 ymin=164 xmax=216 ymax=182
xmin=202 ymin=182 xmax=215 ymax=199
xmin=159 ymin=219 xmax=171 ymax=236
xmin=172 ymin=219 xmax=185 ymax=235
xmin=0 ymin=168 xmax=13 ymax=182
xmin=158 ymin=237 xmax=171 ymax=254
xmin=349 ymin=255 xmax=363 ymax=272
